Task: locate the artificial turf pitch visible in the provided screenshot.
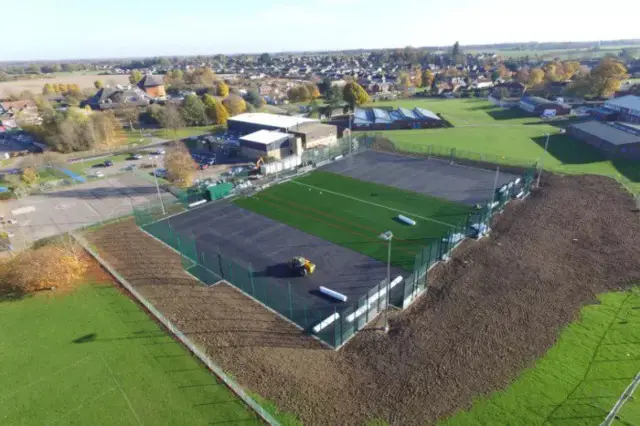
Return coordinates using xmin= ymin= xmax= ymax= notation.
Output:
xmin=234 ymin=171 xmax=473 ymax=272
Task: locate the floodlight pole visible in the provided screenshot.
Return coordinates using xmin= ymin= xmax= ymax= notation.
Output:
xmin=537 ymin=133 xmax=550 ymax=188
xmin=149 ymin=155 xmax=166 ymax=215
xmin=491 ymin=166 xmax=500 ymax=206
xmin=348 ymin=112 xmax=353 ymax=156
xmin=379 ymin=231 xmax=393 ymax=333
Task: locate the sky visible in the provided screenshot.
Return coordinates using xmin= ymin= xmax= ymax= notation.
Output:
xmin=2 ymin=0 xmax=640 ymax=61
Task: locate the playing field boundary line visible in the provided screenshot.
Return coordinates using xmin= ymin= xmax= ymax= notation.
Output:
xmin=99 ymin=351 xmax=143 ymax=426
xmin=290 ymin=180 xmax=457 ymax=229
xmin=46 ymin=386 xmax=118 ymax=426
xmin=0 ymin=355 xmax=93 ymax=402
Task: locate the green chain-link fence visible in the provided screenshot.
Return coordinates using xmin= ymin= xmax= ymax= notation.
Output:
xmin=131 ymin=140 xmax=537 ymax=348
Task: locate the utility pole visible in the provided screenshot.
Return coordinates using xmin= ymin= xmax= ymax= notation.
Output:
xmin=537 ymin=133 xmax=550 ymax=188
xmin=149 ymin=155 xmax=166 ymax=215
xmin=379 ymin=230 xmax=393 ymax=333
xmin=491 ymin=166 xmax=500 ymax=207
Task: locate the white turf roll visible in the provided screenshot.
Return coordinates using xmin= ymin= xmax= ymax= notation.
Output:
xmin=319 ymin=286 xmax=347 ymax=302
xmin=397 ymin=214 xmax=416 ymax=226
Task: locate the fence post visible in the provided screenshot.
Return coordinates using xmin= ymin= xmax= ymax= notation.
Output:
xmin=303 ymin=303 xmax=308 ymax=329
xmin=288 ymin=282 xmax=293 ymax=319
xmin=249 ymin=263 xmax=255 ymax=296
xmin=333 ymin=306 xmax=339 ymax=347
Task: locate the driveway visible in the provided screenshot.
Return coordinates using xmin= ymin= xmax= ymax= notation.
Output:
xmin=0 ymin=173 xmax=175 ymax=250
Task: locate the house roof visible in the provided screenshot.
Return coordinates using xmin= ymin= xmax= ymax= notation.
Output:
xmin=520 ymin=96 xmax=553 ymax=107
xmin=605 ymin=95 xmax=640 ymax=112
xmin=0 ymin=100 xmax=36 ymax=111
xmin=138 ymin=74 xmax=164 ymax=88
xmin=570 ymin=120 xmax=640 ymax=146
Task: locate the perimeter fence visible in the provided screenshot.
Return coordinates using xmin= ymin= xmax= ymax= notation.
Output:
xmin=132 ymin=156 xmax=535 ymax=348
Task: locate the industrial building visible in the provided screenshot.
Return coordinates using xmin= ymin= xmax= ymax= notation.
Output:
xmin=352 ymin=107 xmax=443 ymax=130
xmin=567 ymin=120 xmax=640 ymax=159
xmin=238 ymin=130 xmax=292 ymax=160
xmin=518 ymin=96 xmax=570 ymax=116
xmin=228 ymin=113 xmax=338 ymax=160
xmin=596 ymin=95 xmax=640 ymax=124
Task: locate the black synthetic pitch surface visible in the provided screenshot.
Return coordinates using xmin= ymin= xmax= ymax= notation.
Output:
xmin=164 ymin=201 xmax=404 ymax=311
xmin=322 ymin=150 xmax=520 ymax=205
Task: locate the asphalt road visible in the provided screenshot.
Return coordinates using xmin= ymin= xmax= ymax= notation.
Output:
xmin=1 ymin=173 xmax=174 ymax=250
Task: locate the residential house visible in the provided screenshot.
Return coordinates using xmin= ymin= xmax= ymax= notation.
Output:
xmin=85 ymin=86 xmax=150 ymax=110
xmin=137 ymin=74 xmax=166 ymax=99
xmin=0 ymin=100 xmax=40 ymax=126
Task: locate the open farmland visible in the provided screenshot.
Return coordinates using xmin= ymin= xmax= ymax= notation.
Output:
xmin=0 ymin=73 xmax=130 ymax=97
xmin=371 ymin=98 xmax=640 ymax=193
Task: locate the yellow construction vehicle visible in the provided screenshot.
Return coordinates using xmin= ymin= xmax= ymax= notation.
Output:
xmin=289 ymin=256 xmax=316 ymax=276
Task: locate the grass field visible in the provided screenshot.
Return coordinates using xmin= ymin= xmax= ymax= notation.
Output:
xmin=0 ymin=281 xmax=268 ymax=425
xmin=234 ymin=171 xmax=473 ymax=271
xmin=441 ymin=286 xmax=640 ymax=426
xmin=370 ymin=99 xmax=640 ymax=193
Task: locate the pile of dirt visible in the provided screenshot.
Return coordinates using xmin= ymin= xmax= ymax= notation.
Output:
xmin=87 ymin=174 xmax=640 ymax=425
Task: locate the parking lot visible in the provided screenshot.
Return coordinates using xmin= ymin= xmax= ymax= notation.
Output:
xmin=0 ymin=173 xmax=175 ymax=249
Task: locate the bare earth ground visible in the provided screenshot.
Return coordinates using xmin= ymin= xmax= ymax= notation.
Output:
xmin=86 ymin=174 xmax=640 ymax=425
xmin=0 ymin=74 xmax=130 ymax=97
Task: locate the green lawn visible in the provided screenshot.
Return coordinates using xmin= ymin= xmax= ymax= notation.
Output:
xmin=0 ymin=282 xmax=265 ymax=425
xmin=367 ymin=99 xmax=640 ymax=194
xmin=152 ymin=126 xmax=214 ymax=141
xmin=234 ymin=171 xmax=472 ymax=271
xmin=441 ymin=286 xmax=640 ymax=426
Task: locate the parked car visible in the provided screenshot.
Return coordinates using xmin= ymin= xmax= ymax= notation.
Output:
xmin=104 ymin=160 xmax=114 ymax=167
xmin=94 ymin=171 xmax=105 ymax=178
xmin=154 ymin=148 xmax=166 ymax=155
xmin=200 ymin=163 xmax=209 ymax=170
xmin=129 ymin=153 xmax=142 ymax=160
xmin=152 ymin=168 xmax=167 ymax=178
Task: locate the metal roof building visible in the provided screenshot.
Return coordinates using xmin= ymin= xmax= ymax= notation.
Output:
xmin=228 ymin=113 xmax=318 ymax=134
xmin=353 ymin=107 xmax=442 ymax=129
xmin=567 ymin=120 xmax=640 ymax=159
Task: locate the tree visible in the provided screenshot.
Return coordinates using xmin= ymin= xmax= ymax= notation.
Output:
xmin=451 ymin=41 xmax=463 ymax=64
xmin=180 ymin=94 xmax=208 ymax=126
xmin=491 ymin=70 xmax=501 ymax=82
xmin=129 ymin=70 xmax=143 ymax=85
xmin=164 ymin=142 xmax=196 ymax=188
xmin=422 ymin=70 xmax=435 ymax=88
xmin=120 ymin=108 xmax=140 ymax=131
xmin=57 ymin=83 xmax=68 ymax=93
xmin=528 ymin=68 xmax=545 ymax=87
xmin=589 ymin=58 xmax=628 ymax=97
xmin=244 ymin=89 xmax=264 ymax=108
xmin=563 ymin=61 xmax=581 ymax=80
xmin=516 ymin=68 xmax=530 ymax=86
xmin=287 ymin=85 xmax=311 ymax=102
xmin=326 ymin=85 xmax=343 ymax=107
xmin=163 ymin=69 xmax=184 ymax=86
xmin=91 ymin=111 xmax=122 ymax=147
xmin=310 ymin=84 xmax=321 ymax=99
xmin=222 ymin=95 xmax=247 ymax=116
xmin=414 ymin=67 xmax=423 ymax=88
xmin=42 ymin=83 xmax=55 ymax=95
xmin=259 ymin=53 xmax=271 ymax=64
xmin=216 ymin=81 xmax=229 ymax=97
xmin=94 ymin=80 xmax=104 ymax=89
xmin=398 ymin=72 xmax=411 ymax=91
xmin=318 ymin=77 xmax=333 ymax=94
xmin=188 ymin=67 xmax=216 ymax=86
xmin=20 ymin=167 xmax=39 ymax=185
xmin=203 ymin=94 xmax=229 ymax=125
xmin=158 ymin=104 xmax=185 ymax=135
xmin=0 ymin=243 xmax=87 ymax=293
xmin=343 ymin=81 xmax=369 ymax=109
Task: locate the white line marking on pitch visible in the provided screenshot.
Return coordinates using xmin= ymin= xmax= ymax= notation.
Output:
xmin=99 ymin=352 xmax=144 ymax=426
xmin=290 ymin=180 xmax=457 ymax=229
xmin=0 ymin=355 xmax=93 ymax=402
xmin=46 ymin=386 xmax=118 ymax=426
